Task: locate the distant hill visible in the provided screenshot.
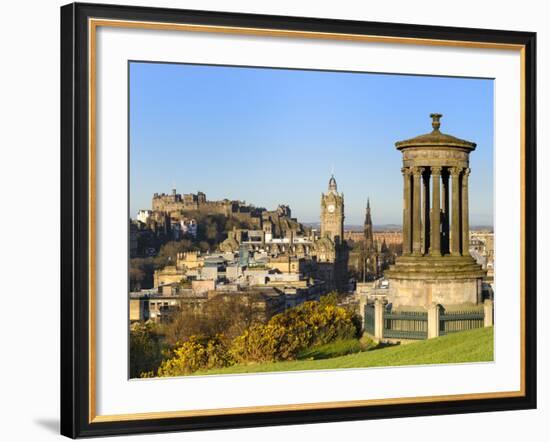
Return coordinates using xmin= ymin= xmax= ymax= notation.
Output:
xmin=470 ymin=225 xmax=494 ymax=232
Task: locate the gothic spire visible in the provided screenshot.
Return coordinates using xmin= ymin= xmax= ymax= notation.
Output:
xmin=364 ymin=198 xmax=374 ymax=251
xmin=365 ymin=198 xmax=372 ymax=225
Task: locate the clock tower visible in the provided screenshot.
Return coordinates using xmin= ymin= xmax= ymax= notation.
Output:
xmin=320 ymin=175 xmax=344 ymax=244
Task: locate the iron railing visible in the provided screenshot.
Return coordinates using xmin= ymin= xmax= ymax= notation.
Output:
xmin=439 ymin=309 xmax=484 ymax=335
xmin=383 ymin=310 xmax=427 ymax=340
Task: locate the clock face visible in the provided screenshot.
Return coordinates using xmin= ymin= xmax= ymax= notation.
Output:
xmin=327 ymin=204 xmax=335 ymax=213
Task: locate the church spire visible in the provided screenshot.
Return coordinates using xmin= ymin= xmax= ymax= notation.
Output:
xmin=364 ymin=198 xmax=374 ymax=252
xmin=365 ymin=198 xmax=372 ymax=225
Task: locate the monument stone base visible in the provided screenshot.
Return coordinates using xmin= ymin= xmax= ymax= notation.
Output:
xmin=384 ymin=255 xmax=485 ymax=308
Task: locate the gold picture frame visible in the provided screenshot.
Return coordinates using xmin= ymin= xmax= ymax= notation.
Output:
xmin=61 ymin=2 xmax=536 ymax=438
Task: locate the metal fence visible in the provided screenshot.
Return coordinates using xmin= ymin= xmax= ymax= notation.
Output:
xmin=439 ymin=309 xmax=484 ymax=336
xmin=383 ymin=309 xmax=428 ymax=340
xmin=364 ymin=302 xmax=488 ymax=340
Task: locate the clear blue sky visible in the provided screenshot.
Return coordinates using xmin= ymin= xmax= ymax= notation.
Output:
xmin=130 ymin=62 xmax=494 ymax=226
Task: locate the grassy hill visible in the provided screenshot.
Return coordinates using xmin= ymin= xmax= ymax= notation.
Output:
xmin=194 ymin=326 xmax=493 ymax=376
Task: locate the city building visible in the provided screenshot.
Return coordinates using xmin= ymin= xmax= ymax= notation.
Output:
xmin=470 ymin=230 xmax=494 ymax=280
xmin=343 ymin=231 xmax=364 ymax=242
xmin=315 ymin=175 xmax=349 ymax=291
xmin=133 ymin=173 xmax=360 ymax=329
xmin=170 ymin=217 xmax=198 ymax=240
xmin=344 ymin=230 xmax=403 ymax=248
xmin=216 ymin=175 xmax=350 ymax=292
xmin=373 ymin=231 xmax=403 ymax=248
xmin=133 ymin=256 xmax=325 ymax=324
xmin=136 ymin=209 xmax=152 ymax=224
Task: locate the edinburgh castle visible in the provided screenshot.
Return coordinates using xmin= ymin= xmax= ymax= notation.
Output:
xmin=150 ymin=189 xmax=308 ymax=238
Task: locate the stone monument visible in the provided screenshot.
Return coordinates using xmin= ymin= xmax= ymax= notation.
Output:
xmin=385 ymin=114 xmax=486 ymax=307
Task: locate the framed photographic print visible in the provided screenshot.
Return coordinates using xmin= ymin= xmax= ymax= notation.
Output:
xmin=60 ymin=2 xmax=537 ymax=438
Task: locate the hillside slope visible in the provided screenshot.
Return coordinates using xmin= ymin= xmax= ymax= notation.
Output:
xmin=195 ymin=326 xmax=494 ymax=375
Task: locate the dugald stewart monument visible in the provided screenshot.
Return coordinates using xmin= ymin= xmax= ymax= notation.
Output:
xmin=385 ymin=114 xmax=486 ymax=307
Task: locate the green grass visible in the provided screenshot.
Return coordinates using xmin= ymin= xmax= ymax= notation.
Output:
xmin=194 ymin=327 xmax=493 ymax=376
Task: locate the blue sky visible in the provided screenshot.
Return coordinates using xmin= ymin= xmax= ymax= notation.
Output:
xmin=130 ymin=62 xmax=494 ymax=226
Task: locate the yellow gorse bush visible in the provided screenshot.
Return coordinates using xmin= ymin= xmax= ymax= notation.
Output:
xmin=157 ymin=334 xmax=234 ymax=377
xmin=231 ymin=299 xmax=361 ymax=363
xmin=157 ymin=295 xmax=362 ymax=376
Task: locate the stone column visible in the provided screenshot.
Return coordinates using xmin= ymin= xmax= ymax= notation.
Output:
xmin=401 ymin=167 xmax=412 ymax=255
xmin=461 ymin=167 xmax=471 ymax=256
xmin=374 ymin=298 xmax=385 ymax=339
xmin=431 ymin=166 xmax=442 ymax=256
xmin=412 ymin=167 xmax=424 ymax=255
xmin=358 ymin=294 xmax=368 ymax=329
xmin=427 ymin=303 xmax=441 ymax=339
xmin=484 ymin=299 xmax=493 ymax=327
xmin=422 ymin=170 xmax=431 ymax=254
xmin=450 ymin=167 xmax=462 ymax=256
xmin=441 ymin=171 xmax=450 ymax=254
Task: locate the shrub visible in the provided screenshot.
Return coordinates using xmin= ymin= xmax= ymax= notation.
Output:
xmin=129 ymin=321 xmax=164 ymax=378
xmin=157 ymin=334 xmax=234 ymax=377
xmin=231 ymin=322 xmax=304 ymax=364
xmin=270 ymin=301 xmax=361 ymax=347
xmin=155 ymin=298 xmax=364 ymax=375
xmin=231 ymin=300 xmax=362 ymax=364
xmin=319 ymin=292 xmax=339 ymax=307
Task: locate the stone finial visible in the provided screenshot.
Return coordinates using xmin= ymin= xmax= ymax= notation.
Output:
xmin=430 ymin=113 xmax=443 ymax=132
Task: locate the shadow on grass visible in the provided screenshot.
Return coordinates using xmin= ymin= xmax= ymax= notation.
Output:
xmin=297 ymin=340 xmax=362 ymax=360
xmin=371 ymin=341 xmax=400 ymax=351
xmin=297 ymin=338 xmax=401 ymax=361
